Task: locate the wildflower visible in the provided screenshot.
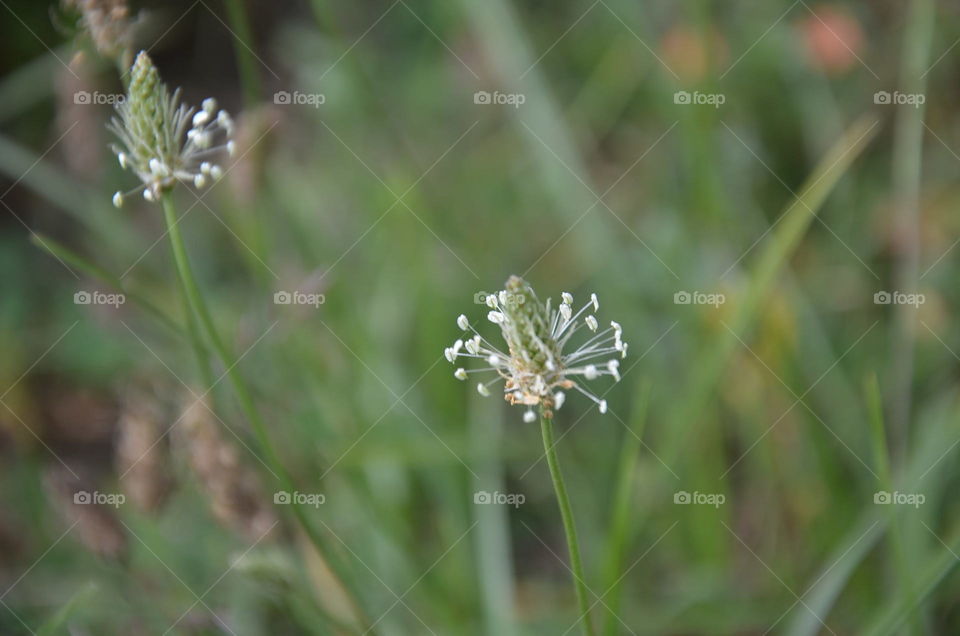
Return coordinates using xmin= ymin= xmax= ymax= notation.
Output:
xmin=446 ymin=275 xmax=627 ymax=421
xmin=108 ymin=51 xmax=234 ymax=206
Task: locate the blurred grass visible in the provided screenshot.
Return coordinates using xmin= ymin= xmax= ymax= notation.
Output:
xmin=0 ymin=1 xmax=959 ymax=634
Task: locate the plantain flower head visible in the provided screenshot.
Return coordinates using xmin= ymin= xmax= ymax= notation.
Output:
xmin=446 ymin=276 xmax=627 ymax=422
xmin=108 ymin=50 xmax=235 ymax=206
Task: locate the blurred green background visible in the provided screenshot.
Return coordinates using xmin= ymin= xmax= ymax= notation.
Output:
xmin=1 ymin=0 xmax=960 ymax=633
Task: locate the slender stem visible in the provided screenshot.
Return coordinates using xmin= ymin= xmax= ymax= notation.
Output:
xmin=540 ymin=413 xmax=595 ymax=636
xmin=160 ymin=192 xmax=375 ymax=632
xmin=601 ymin=379 xmax=650 ymax=636
xmin=889 ymin=0 xmax=934 ymax=452
xmin=866 ymin=374 xmax=923 ymax=634
xmin=222 ymin=0 xmax=262 ymax=105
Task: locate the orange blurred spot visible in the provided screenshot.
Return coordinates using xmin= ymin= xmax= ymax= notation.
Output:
xmin=660 ymin=25 xmax=729 ymax=83
xmin=799 ymin=5 xmax=865 ymax=74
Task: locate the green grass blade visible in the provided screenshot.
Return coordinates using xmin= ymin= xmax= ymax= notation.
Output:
xmin=35 ymin=581 xmax=97 ymax=636
xmin=662 ymin=114 xmax=879 ymax=465
xmin=863 ymin=526 xmax=960 ymax=636
xmin=601 ymin=377 xmax=650 ymax=636
xmin=30 ymin=232 xmax=184 ymax=338
xmin=784 ymin=391 xmax=960 ymax=636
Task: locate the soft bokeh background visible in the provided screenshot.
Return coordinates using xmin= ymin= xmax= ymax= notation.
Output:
xmin=1 ymin=0 xmax=960 ymax=633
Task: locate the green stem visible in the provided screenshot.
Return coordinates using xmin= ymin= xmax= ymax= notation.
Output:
xmin=540 ymin=413 xmax=595 ymax=636
xmin=160 ymin=192 xmax=375 ymax=632
xmin=889 ymin=0 xmax=934 ymax=452
xmin=223 ymin=0 xmax=262 ymax=105
xmin=601 ymin=379 xmax=650 ymax=636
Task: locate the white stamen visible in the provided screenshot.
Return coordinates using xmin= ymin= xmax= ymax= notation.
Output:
xmin=585 ymin=315 xmax=598 ymax=331
xmin=112 ymin=191 xmax=123 ymax=208
xmin=554 ymin=391 xmax=565 ymax=410
xmin=487 ymin=311 xmax=504 ymax=324
xmin=454 ymin=368 xmax=467 ymax=380
xmin=477 ymin=383 xmax=490 ymax=397
xmin=465 ymin=337 xmax=480 ymax=355
xmin=523 ymin=410 xmax=536 ymax=423
xmin=607 ymin=359 xmax=620 ymax=382
xmin=457 ymin=314 xmax=469 ymax=330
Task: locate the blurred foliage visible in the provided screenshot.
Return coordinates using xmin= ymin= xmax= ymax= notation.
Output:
xmin=2 ymin=0 xmax=960 ymax=634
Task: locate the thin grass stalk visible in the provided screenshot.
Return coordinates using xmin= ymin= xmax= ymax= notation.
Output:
xmin=866 ymin=374 xmax=923 ymax=633
xmin=601 ymin=378 xmax=650 ymax=636
xmin=470 ymin=392 xmax=516 ymax=635
xmin=540 ymin=412 xmax=595 ymax=636
xmin=889 ymin=0 xmax=934 ymax=450
xmin=160 ymin=191 xmax=375 ymax=632
xmin=223 ymin=0 xmax=262 ymax=105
